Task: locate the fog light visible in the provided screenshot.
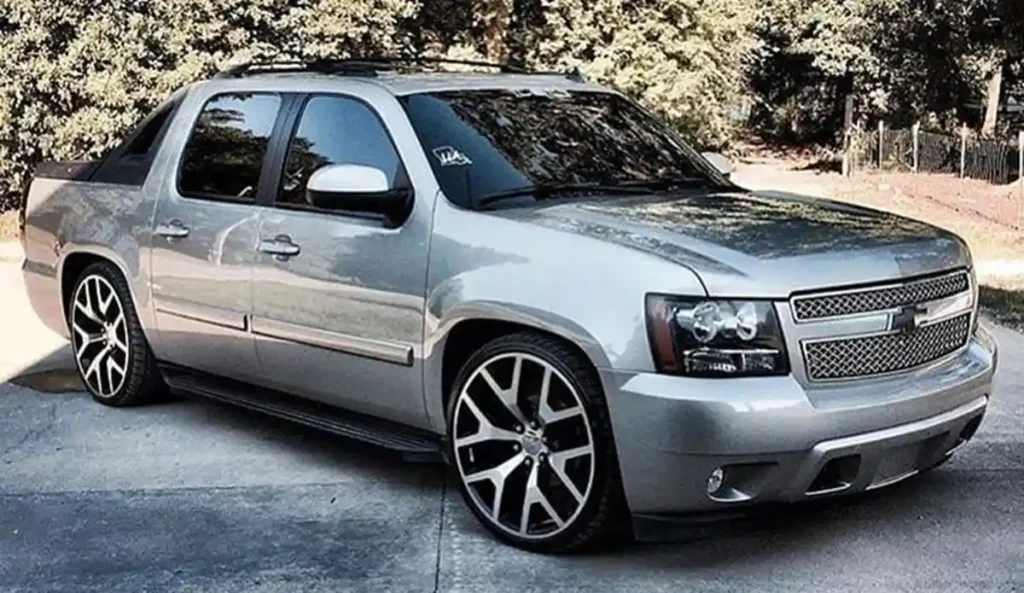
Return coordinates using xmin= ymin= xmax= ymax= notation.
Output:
xmin=706 ymin=467 xmax=725 ymax=494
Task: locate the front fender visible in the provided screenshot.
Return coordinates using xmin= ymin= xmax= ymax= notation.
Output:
xmin=421 ymin=202 xmax=707 ymax=432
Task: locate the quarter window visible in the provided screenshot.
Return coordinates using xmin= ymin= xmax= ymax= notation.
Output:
xmin=179 ymin=93 xmax=282 ymax=201
xmin=279 ymin=95 xmax=402 ymax=207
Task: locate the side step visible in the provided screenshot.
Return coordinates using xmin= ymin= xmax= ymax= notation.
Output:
xmin=159 ymin=364 xmax=444 ymax=462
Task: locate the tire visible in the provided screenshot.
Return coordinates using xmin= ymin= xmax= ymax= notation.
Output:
xmin=446 ymin=332 xmax=626 ymax=553
xmin=67 ymin=261 xmax=165 ymax=407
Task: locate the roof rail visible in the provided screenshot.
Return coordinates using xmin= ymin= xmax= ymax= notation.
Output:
xmin=213 ymin=57 xmax=585 ymax=82
xmin=213 ymin=59 xmax=382 ymax=79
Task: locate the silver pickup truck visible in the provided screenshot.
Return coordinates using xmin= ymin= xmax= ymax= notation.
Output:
xmin=20 ymin=59 xmax=997 ymax=553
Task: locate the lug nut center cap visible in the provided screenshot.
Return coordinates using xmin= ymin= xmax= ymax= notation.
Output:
xmin=521 ymin=432 xmax=544 ymax=456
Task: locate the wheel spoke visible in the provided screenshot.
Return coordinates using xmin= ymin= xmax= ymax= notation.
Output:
xmin=96 ymin=278 xmax=118 ymax=316
xmin=74 ymin=288 xmax=103 ymax=325
xmin=479 ymin=367 xmax=529 ymax=426
xmin=71 ymin=321 xmax=104 ymax=357
xmin=82 ymin=344 xmax=112 ymax=392
xmin=456 ymin=396 xmax=522 ymax=448
xmin=509 ymin=356 xmax=523 ymax=402
xmin=548 ymin=445 xmax=593 ymax=504
xmin=464 ymin=451 xmax=526 ymax=521
xmin=521 ymin=462 xmax=564 ymax=534
xmin=109 ymin=314 xmax=129 ymax=354
xmin=105 ymin=353 xmax=125 ymax=393
xmin=538 ymin=366 xmax=583 ymax=424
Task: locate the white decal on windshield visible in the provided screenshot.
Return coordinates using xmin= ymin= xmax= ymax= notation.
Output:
xmin=433 ymin=146 xmax=473 ymax=167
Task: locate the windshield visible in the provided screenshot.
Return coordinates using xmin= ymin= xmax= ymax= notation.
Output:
xmin=398 ymin=89 xmax=727 ymax=208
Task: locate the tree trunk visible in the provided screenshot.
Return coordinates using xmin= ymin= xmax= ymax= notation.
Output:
xmin=481 ymin=0 xmax=511 ymax=63
xmin=981 ymin=59 xmax=1004 ymax=137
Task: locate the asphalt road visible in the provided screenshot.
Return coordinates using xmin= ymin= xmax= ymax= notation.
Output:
xmin=1 ymin=258 xmax=1022 ymax=592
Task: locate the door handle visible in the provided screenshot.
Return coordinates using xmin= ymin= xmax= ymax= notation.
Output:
xmin=155 ymin=220 xmax=190 ymax=239
xmin=258 ymin=235 xmax=301 ymax=260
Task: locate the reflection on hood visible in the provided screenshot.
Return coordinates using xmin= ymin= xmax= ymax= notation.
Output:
xmin=571 ymin=191 xmax=945 ymax=260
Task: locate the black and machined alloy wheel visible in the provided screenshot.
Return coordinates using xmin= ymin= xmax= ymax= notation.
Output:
xmin=68 ymin=261 xmax=164 ymax=407
xmin=447 ymin=332 xmax=625 ymax=553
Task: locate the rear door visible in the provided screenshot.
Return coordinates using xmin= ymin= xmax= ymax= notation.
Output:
xmin=250 ymin=91 xmax=433 ymax=428
xmin=149 ymin=91 xmax=286 ymax=383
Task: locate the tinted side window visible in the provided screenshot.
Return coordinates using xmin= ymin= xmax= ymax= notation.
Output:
xmin=122 ymin=102 xmax=174 ymax=159
xmin=90 ymin=91 xmax=184 ymax=186
xmin=179 ymin=93 xmax=281 ymax=201
xmin=279 ymin=95 xmax=401 ymax=206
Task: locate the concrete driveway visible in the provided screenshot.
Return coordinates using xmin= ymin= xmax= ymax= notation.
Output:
xmin=1 ymin=250 xmax=1022 ymax=592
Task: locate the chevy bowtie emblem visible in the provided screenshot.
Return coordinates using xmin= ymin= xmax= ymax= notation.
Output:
xmin=892 ymin=304 xmax=928 ymax=334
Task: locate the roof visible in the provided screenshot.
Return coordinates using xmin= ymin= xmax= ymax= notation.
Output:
xmin=209 ymin=59 xmax=609 ymax=96
xmin=368 ymin=72 xmax=606 ymax=96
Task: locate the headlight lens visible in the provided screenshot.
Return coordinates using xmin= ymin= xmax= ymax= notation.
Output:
xmin=646 ymin=295 xmax=789 ymax=377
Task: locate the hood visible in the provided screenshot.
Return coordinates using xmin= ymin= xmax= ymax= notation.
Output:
xmin=496 ymin=190 xmax=970 ymax=297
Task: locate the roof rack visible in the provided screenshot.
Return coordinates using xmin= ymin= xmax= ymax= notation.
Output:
xmin=213 ymin=57 xmax=585 ymax=82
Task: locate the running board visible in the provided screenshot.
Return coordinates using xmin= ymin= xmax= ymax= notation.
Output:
xmin=159 ymin=364 xmax=443 ymax=462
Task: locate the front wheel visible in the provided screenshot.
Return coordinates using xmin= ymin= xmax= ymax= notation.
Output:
xmin=446 ymin=333 xmax=625 ymax=553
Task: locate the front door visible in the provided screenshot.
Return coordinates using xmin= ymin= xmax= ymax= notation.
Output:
xmin=150 ymin=91 xmax=284 ymax=383
xmin=251 ymin=92 xmax=433 ymax=428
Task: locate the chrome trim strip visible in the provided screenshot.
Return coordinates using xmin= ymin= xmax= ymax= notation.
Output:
xmin=250 ymin=317 xmax=414 ymax=366
xmin=791 ymin=269 xmax=971 ymax=323
xmin=893 ymin=290 xmax=973 ymax=330
xmin=155 ymin=298 xmax=248 ymax=331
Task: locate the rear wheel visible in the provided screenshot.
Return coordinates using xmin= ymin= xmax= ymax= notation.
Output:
xmin=446 ymin=332 xmax=625 ymax=553
xmin=68 ymin=262 xmax=164 ymax=406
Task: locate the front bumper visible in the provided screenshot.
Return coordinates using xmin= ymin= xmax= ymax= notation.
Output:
xmin=600 ymin=330 xmax=997 ymax=519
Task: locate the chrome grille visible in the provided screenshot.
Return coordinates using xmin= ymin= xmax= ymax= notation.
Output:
xmin=803 ymin=312 xmax=972 ymax=381
xmin=793 ymin=271 xmax=970 ymax=321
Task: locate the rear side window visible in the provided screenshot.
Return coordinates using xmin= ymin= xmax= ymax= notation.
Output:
xmin=90 ymin=91 xmax=184 ymax=186
xmin=122 ymin=104 xmax=174 ymax=158
xmin=278 ymin=95 xmax=402 ymax=207
xmin=179 ymin=93 xmax=282 ymax=201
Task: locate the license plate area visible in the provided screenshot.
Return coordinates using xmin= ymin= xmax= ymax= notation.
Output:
xmin=870 ymin=433 xmax=948 ymax=489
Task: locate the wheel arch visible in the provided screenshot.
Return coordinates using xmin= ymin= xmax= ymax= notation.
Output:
xmin=424 ymin=304 xmax=612 ymax=434
xmin=59 ymin=248 xmax=143 ymax=331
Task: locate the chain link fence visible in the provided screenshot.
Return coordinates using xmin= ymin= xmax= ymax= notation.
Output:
xmin=847 ymin=124 xmax=1024 ymax=229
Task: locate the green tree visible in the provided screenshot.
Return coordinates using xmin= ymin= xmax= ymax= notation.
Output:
xmin=526 ymin=0 xmax=760 ymax=148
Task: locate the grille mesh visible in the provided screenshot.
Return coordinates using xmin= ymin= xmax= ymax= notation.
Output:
xmin=793 ymin=272 xmax=970 ymax=321
xmin=803 ymin=312 xmax=972 ymax=381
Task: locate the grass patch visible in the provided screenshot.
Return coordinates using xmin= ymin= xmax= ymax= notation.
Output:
xmin=980 ymin=279 xmax=1024 ymax=332
xmin=0 ymin=210 xmax=19 ymax=241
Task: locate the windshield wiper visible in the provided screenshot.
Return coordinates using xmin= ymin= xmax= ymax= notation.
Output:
xmin=611 ymin=177 xmax=711 ymax=191
xmin=475 ymin=182 xmax=649 ymax=208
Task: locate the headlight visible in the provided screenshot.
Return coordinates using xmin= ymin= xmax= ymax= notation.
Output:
xmin=646 ymin=295 xmax=789 ymax=377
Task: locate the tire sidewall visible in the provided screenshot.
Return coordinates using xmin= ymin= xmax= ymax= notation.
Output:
xmin=445 ymin=335 xmax=615 ymax=552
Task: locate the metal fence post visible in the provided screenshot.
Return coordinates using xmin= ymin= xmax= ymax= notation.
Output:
xmin=878 ymin=120 xmax=885 ymax=169
xmin=1019 ymin=130 xmax=1023 ymax=229
xmin=912 ymin=122 xmax=920 ymax=173
xmin=960 ymin=124 xmax=968 ymax=179
xmin=1019 ymin=130 xmax=1023 ymax=184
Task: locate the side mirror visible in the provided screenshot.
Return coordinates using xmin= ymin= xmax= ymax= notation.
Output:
xmin=306 ymin=164 xmax=411 ymax=224
xmin=701 ymin=151 xmax=734 ymax=178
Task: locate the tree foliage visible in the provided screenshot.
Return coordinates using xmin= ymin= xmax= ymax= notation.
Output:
xmin=0 ymin=0 xmax=419 ymax=208
xmin=0 ymin=0 xmax=1019 ymax=209
xmin=750 ymin=0 xmax=1022 ymax=143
